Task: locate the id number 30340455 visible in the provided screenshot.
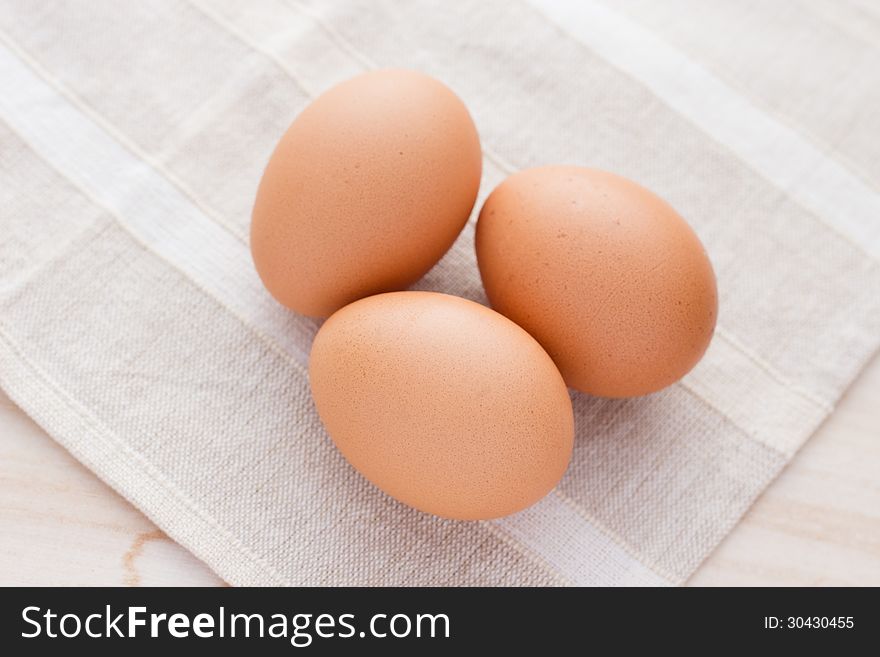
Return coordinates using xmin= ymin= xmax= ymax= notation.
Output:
xmin=764 ymin=617 xmax=854 ymax=630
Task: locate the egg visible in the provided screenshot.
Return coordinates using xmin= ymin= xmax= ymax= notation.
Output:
xmin=250 ymin=69 xmax=482 ymax=318
xmin=475 ymin=166 xmax=717 ymax=398
xmin=308 ymin=291 xmax=574 ymax=520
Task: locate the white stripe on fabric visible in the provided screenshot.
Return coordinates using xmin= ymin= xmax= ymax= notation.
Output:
xmin=504 ymin=492 xmax=674 ymax=586
xmin=0 ymin=34 xmax=319 ymax=365
xmin=0 ymin=39 xmax=671 ymax=587
xmin=527 ymin=0 xmax=880 ymax=260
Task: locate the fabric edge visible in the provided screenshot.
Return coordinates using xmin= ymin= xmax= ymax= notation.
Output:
xmin=0 ymin=324 xmax=286 ymax=587
xmin=682 ymin=339 xmax=880 ymax=585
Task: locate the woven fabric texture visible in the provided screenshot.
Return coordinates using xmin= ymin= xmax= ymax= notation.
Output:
xmin=1 ymin=0 xmax=879 ymax=586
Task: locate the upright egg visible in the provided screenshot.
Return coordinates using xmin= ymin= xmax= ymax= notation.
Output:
xmin=476 ymin=166 xmax=717 ymax=398
xmin=309 ymin=291 xmax=574 ymax=520
xmin=251 ymin=69 xmax=482 ymax=317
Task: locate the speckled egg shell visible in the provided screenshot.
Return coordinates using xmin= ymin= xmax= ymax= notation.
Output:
xmin=308 ymin=291 xmax=574 ymax=520
xmin=475 ymin=166 xmax=718 ymax=398
xmin=251 ymin=69 xmax=482 ymax=318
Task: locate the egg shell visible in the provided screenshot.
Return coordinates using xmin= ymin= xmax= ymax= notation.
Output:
xmin=308 ymin=291 xmax=574 ymax=520
xmin=475 ymin=166 xmax=718 ymax=398
xmin=251 ymin=69 xmax=482 ymax=318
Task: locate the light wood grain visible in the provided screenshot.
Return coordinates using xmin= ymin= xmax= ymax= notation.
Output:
xmin=0 ymin=389 xmax=223 ymax=587
xmin=690 ymin=352 xmax=880 ymax=586
xmin=1 ymin=355 xmax=878 ymax=586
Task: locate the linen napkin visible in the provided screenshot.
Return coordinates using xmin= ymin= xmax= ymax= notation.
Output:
xmin=1 ymin=0 xmax=878 ymax=586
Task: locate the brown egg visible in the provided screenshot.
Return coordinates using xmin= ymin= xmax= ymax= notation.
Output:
xmin=475 ymin=166 xmax=717 ymax=398
xmin=251 ymin=69 xmax=482 ymax=318
xmin=309 ymin=291 xmax=574 ymax=520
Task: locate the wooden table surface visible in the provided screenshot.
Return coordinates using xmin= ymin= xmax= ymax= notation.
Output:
xmin=2 ymin=354 xmax=878 ymax=587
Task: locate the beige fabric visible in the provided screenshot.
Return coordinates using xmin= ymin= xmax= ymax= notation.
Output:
xmin=609 ymin=0 xmax=880 ymax=184
xmin=0 ymin=0 xmax=878 ymax=586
